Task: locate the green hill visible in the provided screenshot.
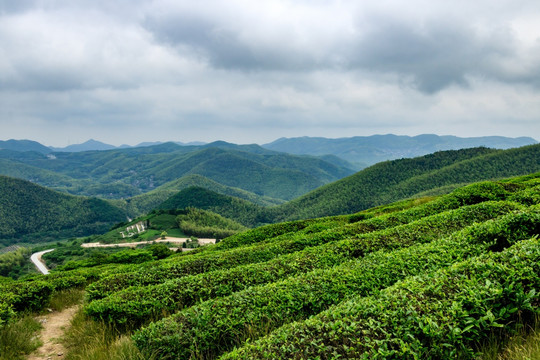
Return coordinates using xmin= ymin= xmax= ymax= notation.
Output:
xmin=271 ymin=144 xmax=540 ymax=221
xmin=2 ymin=173 xmax=538 ymax=359
xmin=156 ymin=145 xmax=540 ymax=226
xmin=0 ymin=176 xmax=125 ymax=245
xmin=0 ymin=142 xmax=354 ymax=201
xmin=124 ymin=174 xmax=282 ymax=218
xmin=158 ymin=186 xmax=264 ymax=226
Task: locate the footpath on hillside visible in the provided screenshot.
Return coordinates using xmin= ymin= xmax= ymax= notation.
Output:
xmin=27 ymin=305 xmax=79 ymax=360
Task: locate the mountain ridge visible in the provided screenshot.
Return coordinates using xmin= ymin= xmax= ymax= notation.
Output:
xmin=263 ymin=134 xmax=537 ymax=168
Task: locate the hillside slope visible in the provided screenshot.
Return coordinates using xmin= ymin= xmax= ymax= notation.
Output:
xmin=0 ymin=176 xmax=125 ymax=245
xmin=15 ymin=172 xmax=533 ymax=359
xmin=0 ymin=142 xmax=354 ymax=201
xmin=272 ymin=144 xmax=540 ymax=221
xmin=157 ymin=187 xmax=264 ymax=226
xmin=124 ymin=174 xmax=282 ymax=218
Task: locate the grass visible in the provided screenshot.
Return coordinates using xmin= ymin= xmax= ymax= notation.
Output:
xmin=164 ymin=228 xmax=186 ymax=237
xmin=0 ymin=315 xmax=42 ymax=360
xmin=0 ymin=289 xmax=83 ymax=359
xmin=63 ymin=310 xmax=155 ymax=360
xmin=48 ymin=288 xmax=86 ymax=312
xmin=478 ymin=316 xmax=540 ymax=360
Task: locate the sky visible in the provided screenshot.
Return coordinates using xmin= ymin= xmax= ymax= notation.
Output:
xmin=1 ymin=0 xmax=539 ymax=147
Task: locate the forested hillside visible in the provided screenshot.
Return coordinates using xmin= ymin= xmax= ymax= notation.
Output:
xmin=158 ymin=187 xmax=265 ymax=226
xmin=1 ymin=173 xmax=538 ymax=359
xmin=123 ymin=174 xmax=283 ymax=218
xmin=3 ymin=144 xmax=538 ymax=245
xmin=0 ymin=142 xmax=354 ymax=201
xmin=154 ymin=144 xmax=540 ymax=225
xmin=271 ymin=144 xmax=540 ymax=221
xmin=0 ymin=176 xmax=125 ymax=245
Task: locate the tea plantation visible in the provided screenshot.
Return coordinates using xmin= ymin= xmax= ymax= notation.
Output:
xmin=1 ymin=172 xmax=539 ymax=359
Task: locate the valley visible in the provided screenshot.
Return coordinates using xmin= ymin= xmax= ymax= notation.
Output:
xmin=0 ymin=137 xmax=538 ymax=359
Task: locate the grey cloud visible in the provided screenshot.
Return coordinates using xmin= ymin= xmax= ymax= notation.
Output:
xmin=346 ymin=19 xmax=513 ymax=93
xmin=0 ymin=0 xmax=37 ymax=14
xmin=143 ymin=12 xmax=330 ymax=71
xmin=143 ymin=7 xmax=538 ymax=93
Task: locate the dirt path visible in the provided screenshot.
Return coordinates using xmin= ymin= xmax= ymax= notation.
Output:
xmin=28 ymin=306 xmax=79 ymax=360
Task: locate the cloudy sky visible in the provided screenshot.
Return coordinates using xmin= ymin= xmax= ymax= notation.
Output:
xmin=1 ymin=0 xmax=539 ymax=146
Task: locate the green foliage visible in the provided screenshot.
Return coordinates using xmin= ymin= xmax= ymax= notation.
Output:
xmin=146 ymin=243 xmax=173 ymax=260
xmin=0 ymin=315 xmax=42 ymax=360
xmin=41 ymin=243 xmax=156 ymax=270
xmin=125 ymin=174 xmax=284 ymax=218
xmin=271 ymin=146 xmax=540 ymax=221
xmin=84 ymin=200 xmax=522 ymax=326
xmin=131 ymin=206 xmax=540 ymax=359
xmin=148 ymin=147 xmax=540 ymax=227
xmin=0 ymin=172 xmax=539 ymax=360
xmin=0 ymin=247 xmax=31 ymax=278
xmin=54 ymin=248 xmax=161 ymax=271
xmin=176 ymin=207 xmax=246 ymax=238
xmin=158 ymin=187 xmax=264 ymax=226
xmin=0 ymin=280 xmax=53 ymax=312
xmin=0 ymin=143 xmax=353 ymax=202
xmin=0 ymin=176 xmax=125 ymax=244
xmin=148 ymin=213 xmax=177 ymax=230
xmin=85 ymin=192 xmax=524 ymax=301
xmin=209 ymin=217 xmax=347 ymax=251
xmin=221 ymin=237 xmax=540 ymax=359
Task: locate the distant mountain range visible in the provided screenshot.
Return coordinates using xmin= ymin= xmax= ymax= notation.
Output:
xmin=154 ymin=143 xmax=540 ymax=225
xmin=1 ymin=135 xmax=536 ymax=164
xmin=263 ymin=134 xmax=537 ymax=168
xmin=0 ymin=141 xmax=354 ymax=204
xmin=48 ymin=139 xmax=207 ymax=152
xmin=0 ymin=139 xmax=53 ymax=154
xmin=1 ymin=141 xmax=539 ymax=243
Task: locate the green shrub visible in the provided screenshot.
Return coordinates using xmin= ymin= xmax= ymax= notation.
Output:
xmin=86 ymin=195 xmax=520 ymax=301
xmin=0 ymin=298 xmax=14 ymax=326
xmin=0 ymin=280 xmax=53 ymax=312
xmin=221 ymin=237 xmax=540 ymax=359
xmin=86 ymin=201 xmax=522 ymax=327
xmin=131 ymin=210 xmax=540 ymax=359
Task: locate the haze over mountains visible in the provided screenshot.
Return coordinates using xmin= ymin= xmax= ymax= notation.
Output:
xmin=263 ymin=134 xmax=537 ymax=168
xmin=2 ymin=141 xmax=539 ymax=244
xmin=2 ymin=134 xmax=535 ymax=170
xmin=0 ymin=134 xmax=536 ymax=215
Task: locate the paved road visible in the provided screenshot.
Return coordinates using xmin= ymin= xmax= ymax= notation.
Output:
xmin=81 ymin=237 xmax=215 ymax=248
xmin=30 ymin=237 xmax=215 ymax=275
xmin=30 ymin=249 xmax=55 ymax=275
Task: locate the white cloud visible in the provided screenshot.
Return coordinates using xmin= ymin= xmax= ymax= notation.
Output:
xmin=0 ymin=0 xmax=539 ymax=146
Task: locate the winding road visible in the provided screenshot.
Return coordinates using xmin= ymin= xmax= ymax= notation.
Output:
xmin=30 ymin=237 xmax=216 ymax=275
xmin=30 ymin=249 xmax=55 ymax=275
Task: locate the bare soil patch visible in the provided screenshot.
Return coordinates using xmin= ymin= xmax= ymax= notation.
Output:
xmin=28 ymin=306 xmax=79 ymax=360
